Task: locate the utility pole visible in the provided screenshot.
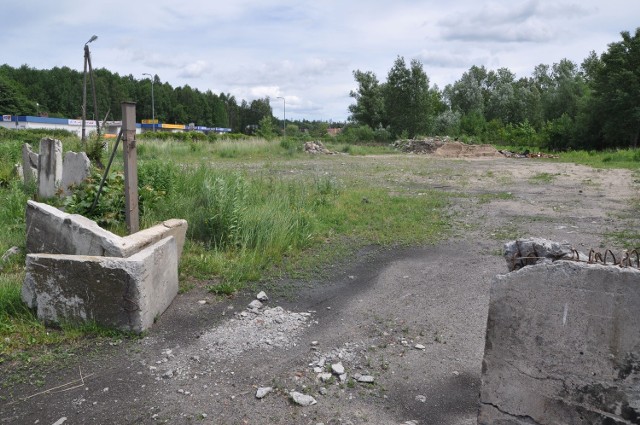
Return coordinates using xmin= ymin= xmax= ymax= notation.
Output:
xmin=82 ymin=35 xmax=99 ymax=142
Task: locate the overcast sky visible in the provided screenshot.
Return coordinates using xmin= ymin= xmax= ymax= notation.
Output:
xmin=3 ymin=0 xmax=638 ymax=122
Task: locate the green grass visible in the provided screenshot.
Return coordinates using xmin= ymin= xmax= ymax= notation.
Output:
xmin=529 ymin=172 xmax=559 ymax=184
xmin=558 ymin=149 xmax=640 ymax=170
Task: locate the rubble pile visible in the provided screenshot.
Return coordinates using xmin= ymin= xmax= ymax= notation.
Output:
xmin=304 ymin=141 xmax=336 ymax=154
xmin=392 ymin=137 xmax=503 ymax=158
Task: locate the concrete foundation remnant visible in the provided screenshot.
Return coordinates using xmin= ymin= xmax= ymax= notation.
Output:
xmin=478 ymin=242 xmax=640 ymax=424
xmin=61 ymin=151 xmax=90 ymax=195
xmin=37 ymin=138 xmax=63 ymax=198
xmin=22 ymin=143 xmax=39 ymax=185
xmin=22 ymin=200 xmax=188 ymax=333
xmin=23 ymin=236 xmax=178 ymax=333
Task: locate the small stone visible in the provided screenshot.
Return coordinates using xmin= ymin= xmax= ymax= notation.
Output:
xmin=318 ymin=373 xmax=332 ymax=382
xmin=290 ymin=391 xmax=317 ymax=406
xmin=256 ymin=291 xmax=269 ymax=302
xmin=452 ymin=370 xmax=459 ymax=376
xmin=162 ymin=370 xmax=174 ymax=379
xmin=314 ymin=367 xmax=323 ymax=373
xmin=198 ymin=300 xmax=207 ymax=305
xmin=356 ymin=375 xmax=374 ymax=383
xmin=311 ymin=341 xmax=319 ymax=346
xmin=1 ymin=246 xmax=20 ymax=263
xmin=414 ymin=344 xmax=426 ymax=350
xmin=339 ymin=374 xmax=347 ymax=382
xmin=319 ymin=387 xmax=328 ymax=395
xmin=248 ymin=300 xmax=263 ymax=310
xmin=331 ymin=362 xmax=345 ymax=375
xmin=415 ymin=395 xmax=427 ymax=403
xmin=256 ymin=387 xmax=273 ymax=399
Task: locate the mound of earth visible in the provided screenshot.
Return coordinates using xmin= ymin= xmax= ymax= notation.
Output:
xmin=392 ymin=137 xmax=502 ymax=158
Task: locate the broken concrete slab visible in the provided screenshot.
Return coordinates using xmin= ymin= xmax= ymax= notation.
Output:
xmin=478 ymin=260 xmax=640 ymax=424
xmin=22 ymin=143 xmax=39 ymax=185
xmin=61 ymin=151 xmax=90 ymax=195
xmin=25 ymin=200 xmax=187 ymax=260
xmin=503 ymin=237 xmax=587 ymax=271
xmin=37 ymin=138 xmax=63 ymax=198
xmin=22 ymin=236 xmax=178 ymax=333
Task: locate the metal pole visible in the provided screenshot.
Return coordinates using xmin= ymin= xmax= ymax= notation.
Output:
xmin=82 ymin=45 xmax=88 ymax=142
xmin=122 ymin=102 xmax=139 ymax=234
xmin=87 ymin=50 xmax=100 ymax=137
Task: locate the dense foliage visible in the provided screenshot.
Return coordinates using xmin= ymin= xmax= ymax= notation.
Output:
xmin=0 ymin=65 xmax=273 ymax=134
xmin=348 ymin=28 xmax=640 ymax=150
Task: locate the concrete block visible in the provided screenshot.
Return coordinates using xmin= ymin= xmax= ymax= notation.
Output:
xmin=22 ymin=236 xmax=178 ymax=333
xmin=479 ymin=261 xmax=640 ymax=424
xmin=21 ymin=143 xmax=39 ymax=185
xmin=25 ymin=200 xmax=126 ymax=257
xmin=62 ymin=151 xmax=90 ymax=195
xmin=121 ymin=218 xmax=188 ymax=259
xmin=26 ymin=200 xmax=188 ymax=260
xmin=37 ymin=138 xmax=63 ymax=198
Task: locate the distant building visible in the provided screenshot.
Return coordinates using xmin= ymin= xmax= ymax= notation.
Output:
xmin=0 ymin=114 xmax=231 ymax=137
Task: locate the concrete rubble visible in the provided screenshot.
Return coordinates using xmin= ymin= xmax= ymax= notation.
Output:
xmin=22 ymin=138 xmax=91 ymax=198
xmin=304 ymin=141 xmax=336 ymax=155
xmin=478 ymin=239 xmax=640 ymax=424
xmin=22 ymin=200 xmax=187 ymax=333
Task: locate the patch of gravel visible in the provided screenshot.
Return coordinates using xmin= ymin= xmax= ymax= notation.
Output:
xmin=199 ymin=306 xmax=314 ymax=359
xmin=145 ymin=303 xmax=316 ymax=381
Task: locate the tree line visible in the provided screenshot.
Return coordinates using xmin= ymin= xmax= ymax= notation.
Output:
xmin=348 ymin=28 xmax=640 ymax=150
xmin=0 ymin=64 xmax=273 ymax=133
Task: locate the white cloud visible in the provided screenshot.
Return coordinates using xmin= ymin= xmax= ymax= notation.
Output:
xmin=1 ymin=0 xmax=639 ymax=122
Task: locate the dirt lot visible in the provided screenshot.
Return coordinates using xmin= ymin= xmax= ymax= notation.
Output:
xmin=1 ymin=155 xmax=638 ymax=425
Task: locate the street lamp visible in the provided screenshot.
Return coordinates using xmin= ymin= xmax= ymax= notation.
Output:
xmin=82 ymin=35 xmax=99 ymax=142
xmin=142 ymin=73 xmax=156 ymax=132
xmin=277 ymin=96 xmax=286 ymax=139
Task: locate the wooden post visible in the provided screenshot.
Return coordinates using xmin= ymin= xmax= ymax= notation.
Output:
xmin=121 ymin=102 xmax=139 ymax=234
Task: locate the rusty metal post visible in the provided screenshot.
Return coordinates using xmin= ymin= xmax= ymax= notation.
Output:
xmin=121 ymin=101 xmax=139 ymax=234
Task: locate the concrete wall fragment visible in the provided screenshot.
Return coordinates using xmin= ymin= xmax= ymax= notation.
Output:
xmin=478 ymin=261 xmax=640 ymax=424
xmin=25 ymin=200 xmax=188 ymax=259
xmin=22 ymin=143 xmax=39 ymax=185
xmin=61 ymin=151 xmax=90 ymax=195
xmin=37 ymin=138 xmax=63 ymax=198
xmin=23 ymin=236 xmax=178 ymax=333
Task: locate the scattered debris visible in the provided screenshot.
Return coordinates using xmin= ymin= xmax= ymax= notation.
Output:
xmin=498 ymin=149 xmax=558 ymax=159
xmin=289 ymin=391 xmax=317 ymax=406
xmin=255 ymin=387 xmax=273 ymax=399
xmin=304 ymin=141 xmax=336 ymax=155
xmin=505 ymin=238 xmax=639 ymax=271
xmin=1 ymin=246 xmax=20 ymax=263
xmin=256 ymin=291 xmax=269 ymax=302
xmin=392 ymin=137 xmax=502 ymax=158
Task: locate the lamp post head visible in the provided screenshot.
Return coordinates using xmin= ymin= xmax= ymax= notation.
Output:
xmin=86 ymin=35 xmax=98 ymax=45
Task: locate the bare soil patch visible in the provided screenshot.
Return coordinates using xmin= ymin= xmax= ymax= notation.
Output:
xmin=1 ymin=156 xmax=638 ymax=425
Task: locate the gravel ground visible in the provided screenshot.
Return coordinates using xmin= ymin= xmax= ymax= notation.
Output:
xmin=1 ymin=155 xmax=638 ymax=425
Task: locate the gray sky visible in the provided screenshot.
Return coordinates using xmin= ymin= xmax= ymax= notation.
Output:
xmin=3 ymin=0 xmax=638 ymax=122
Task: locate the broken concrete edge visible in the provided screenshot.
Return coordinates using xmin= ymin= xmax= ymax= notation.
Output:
xmin=503 ymin=237 xmax=589 ymax=272
xmin=25 ymin=200 xmax=187 ymax=261
xmin=479 ymin=259 xmax=640 ymax=424
xmin=22 ymin=236 xmax=178 ymax=333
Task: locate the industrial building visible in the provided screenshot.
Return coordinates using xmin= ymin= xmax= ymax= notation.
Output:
xmin=0 ymin=115 xmax=231 ymax=137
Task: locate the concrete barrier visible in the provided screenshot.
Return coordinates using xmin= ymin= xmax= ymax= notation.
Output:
xmin=25 ymin=200 xmax=187 ymax=259
xmin=23 ymin=236 xmax=178 ymax=333
xmin=22 ymin=200 xmax=188 ymax=333
xmin=37 ymin=138 xmax=63 ymax=198
xmin=478 ymin=260 xmax=640 ymax=424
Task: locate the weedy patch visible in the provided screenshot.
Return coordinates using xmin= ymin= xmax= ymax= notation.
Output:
xmin=529 ymin=172 xmax=559 ymax=184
